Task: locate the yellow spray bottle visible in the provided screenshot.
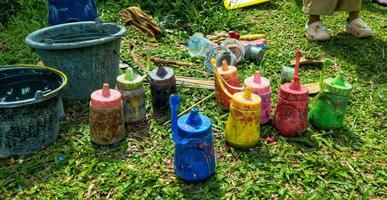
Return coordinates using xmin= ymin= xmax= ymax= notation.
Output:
xmin=212 ymin=59 xmax=261 ymax=149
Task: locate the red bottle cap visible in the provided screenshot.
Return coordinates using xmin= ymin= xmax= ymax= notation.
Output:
xmin=244 ymin=71 xmax=270 ymax=94
xmin=90 ymin=83 xmax=122 ymax=108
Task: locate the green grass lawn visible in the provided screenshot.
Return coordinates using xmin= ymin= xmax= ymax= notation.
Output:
xmin=0 ymin=0 xmax=386 ymax=199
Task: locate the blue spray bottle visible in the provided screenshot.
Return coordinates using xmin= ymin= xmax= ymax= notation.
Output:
xmin=170 ymin=94 xmax=216 ymax=182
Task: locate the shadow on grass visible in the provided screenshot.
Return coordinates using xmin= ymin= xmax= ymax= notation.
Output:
xmin=178 ymin=174 xmax=222 ymax=199
xmin=316 ymin=34 xmax=386 ymax=83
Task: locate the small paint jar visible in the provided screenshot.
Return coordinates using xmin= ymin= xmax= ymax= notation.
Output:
xmin=90 ymin=83 xmax=125 ymax=145
xmin=309 ymin=72 xmax=352 ymax=130
xmin=244 ymin=71 xmax=271 ymax=124
xmin=117 ymin=67 xmax=146 ymax=123
xmin=225 ymin=86 xmax=261 ymax=149
xmin=280 ymin=66 xmax=294 ymax=83
xmin=149 ymin=65 xmax=177 ymax=114
xmin=215 ymin=60 xmax=240 ymax=110
xmin=274 ymin=81 xmax=308 ymax=137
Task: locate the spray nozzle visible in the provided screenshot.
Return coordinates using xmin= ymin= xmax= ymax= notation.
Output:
xmin=222 ymin=60 xmax=229 ymax=71
xmin=125 ymin=67 xmax=136 ymax=81
xmin=243 ymin=86 xmax=252 ymax=99
xmin=332 ymin=72 xmax=346 ymax=87
xmin=102 ymin=83 xmax=110 ymax=97
xmin=253 ymin=71 xmax=261 ymax=83
xmin=289 ymin=50 xmax=301 ymax=90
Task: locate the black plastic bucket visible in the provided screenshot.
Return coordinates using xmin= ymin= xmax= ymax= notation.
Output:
xmin=0 ymin=65 xmax=67 ymax=157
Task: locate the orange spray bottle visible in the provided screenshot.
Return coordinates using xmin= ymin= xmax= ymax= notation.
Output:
xmin=214 ymin=60 xmax=241 ymax=110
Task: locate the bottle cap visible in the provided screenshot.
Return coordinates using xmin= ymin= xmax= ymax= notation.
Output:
xmin=231 ymin=86 xmax=261 ymax=110
xmin=217 ymin=60 xmax=237 ymax=76
xmin=244 ymin=71 xmax=270 ymax=94
xmin=117 ymin=67 xmax=144 ymax=90
xmin=90 ymin=83 xmax=122 ymax=108
xmin=178 ymin=108 xmax=211 ymax=138
xmin=322 ymin=72 xmax=352 ymax=96
xmin=149 ymin=65 xmax=175 ymax=86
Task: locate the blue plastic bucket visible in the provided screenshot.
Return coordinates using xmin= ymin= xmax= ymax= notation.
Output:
xmin=25 ymin=21 xmax=126 ymax=100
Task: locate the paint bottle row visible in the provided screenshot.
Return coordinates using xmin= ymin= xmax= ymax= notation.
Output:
xmin=89 ymin=65 xmax=177 ymax=145
xmin=169 ymin=50 xmax=353 ymax=183
xmin=87 ymin=50 xmax=352 ymax=183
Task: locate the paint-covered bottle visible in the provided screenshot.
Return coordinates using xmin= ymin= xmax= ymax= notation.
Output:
xmin=149 ymin=65 xmax=177 ymax=115
xmin=117 ymin=67 xmax=146 ymax=123
xmin=211 ymin=58 xmax=260 ymax=148
xmin=309 ymin=71 xmax=352 ymax=130
xmin=274 ymin=51 xmax=308 ymax=136
xmin=215 ymin=60 xmax=241 ymax=110
xmin=244 ymin=71 xmax=271 ymax=124
xmin=225 ymin=86 xmax=261 ymax=148
xmin=90 ymin=83 xmax=125 ymax=145
xmin=170 ymin=95 xmax=215 ymax=182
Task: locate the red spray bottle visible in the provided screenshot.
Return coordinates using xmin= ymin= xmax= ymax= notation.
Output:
xmin=273 ymin=50 xmax=308 ymax=136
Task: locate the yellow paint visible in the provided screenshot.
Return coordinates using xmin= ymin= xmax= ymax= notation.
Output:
xmin=211 ymin=58 xmax=261 ymax=149
xmin=225 ymin=106 xmax=260 ymax=148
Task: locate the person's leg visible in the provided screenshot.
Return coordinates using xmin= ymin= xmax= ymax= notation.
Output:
xmin=337 ymin=0 xmax=373 ymax=38
xmin=302 ymin=0 xmax=338 ymax=41
xmin=348 ymin=11 xmax=359 ymax=22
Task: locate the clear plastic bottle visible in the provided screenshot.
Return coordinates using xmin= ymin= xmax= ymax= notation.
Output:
xmin=221 ymin=38 xmax=245 ymax=63
xmin=186 ymin=33 xmax=215 ymax=57
xmin=204 ymin=46 xmax=237 ymax=72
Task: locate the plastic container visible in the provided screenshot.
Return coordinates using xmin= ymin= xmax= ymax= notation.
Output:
xmin=149 ymin=65 xmax=177 ymax=115
xmin=221 ymin=38 xmax=245 ymax=63
xmin=0 ymin=65 xmax=67 ymax=157
xmin=274 ymin=51 xmax=308 ymax=136
xmin=186 ymin=33 xmax=215 ymax=57
xmin=25 ymin=21 xmax=126 ymax=100
xmin=170 ymin=95 xmax=215 ymax=182
xmin=90 ymin=83 xmax=125 ymax=145
xmin=214 ymin=60 xmax=241 ymax=110
xmin=309 ymin=60 xmax=352 ymax=130
xmin=117 ymin=68 xmax=146 ymax=123
xmin=48 ymin=0 xmax=98 ymax=25
xmin=225 ymin=87 xmax=261 ymax=148
xmin=212 ymin=60 xmax=261 ymax=149
xmin=244 ymin=71 xmax=271 ymax=124
xmin=204 ymin=46 xmax=237 ymax=72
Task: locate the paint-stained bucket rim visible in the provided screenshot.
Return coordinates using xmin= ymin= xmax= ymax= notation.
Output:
xmin=25 ymin=21 xmax=127 ymax=50
xmin=0 ymin=65 xmax=68 ymax=108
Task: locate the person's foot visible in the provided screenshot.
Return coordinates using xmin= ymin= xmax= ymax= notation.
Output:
xmin=345 ymin=18 xmax=373 ymax=38
xmin=305 ymin=21 xmax=330 ymax=41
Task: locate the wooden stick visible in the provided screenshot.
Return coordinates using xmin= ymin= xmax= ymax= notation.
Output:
xmin=162 ymin=92 xmax=215 ymax=126
xmin=151 ymin=57 xmax=193 ymax=66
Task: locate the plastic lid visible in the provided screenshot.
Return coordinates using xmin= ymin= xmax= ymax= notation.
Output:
xmin=279 ymin=83 xmax=309 ymax=100
xmin=90 ymin=83 xmax=122 ymax=108
xmin=244 ymin=71 xmax=270 ymax=94
xmin=323 ymin=72 xmax=352 ymax=96
xmin=178 ymin=108 xmax=212 ymax=138
xmin=149 ymin=65 xmax=175 ymax=86
xmin=231 ymin=86 xmax=261 ymax=110
xmin=218 ymin=60 xmax=237 ymax=75
xmin=117 ymin=67 xmax=143 ymax=90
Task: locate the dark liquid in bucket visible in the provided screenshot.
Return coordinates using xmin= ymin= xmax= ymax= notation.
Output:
xmin=0 ymin=78 xmax=59 ymax=102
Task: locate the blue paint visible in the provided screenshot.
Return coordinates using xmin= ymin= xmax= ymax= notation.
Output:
xmin=170 ymin=95 xmax=216 ymax=182
xmin=48 ymin=0 xmax=97 ymax=25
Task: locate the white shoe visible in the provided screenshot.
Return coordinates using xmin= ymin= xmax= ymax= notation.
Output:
xmin=305 ymin=21 xmax=330 ymax=41
xmin=345 ymin=18 xmax=373 ymax=38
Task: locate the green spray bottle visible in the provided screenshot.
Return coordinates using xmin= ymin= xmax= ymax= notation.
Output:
xmin=309 ymin=60 xmax=352 ymax=130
